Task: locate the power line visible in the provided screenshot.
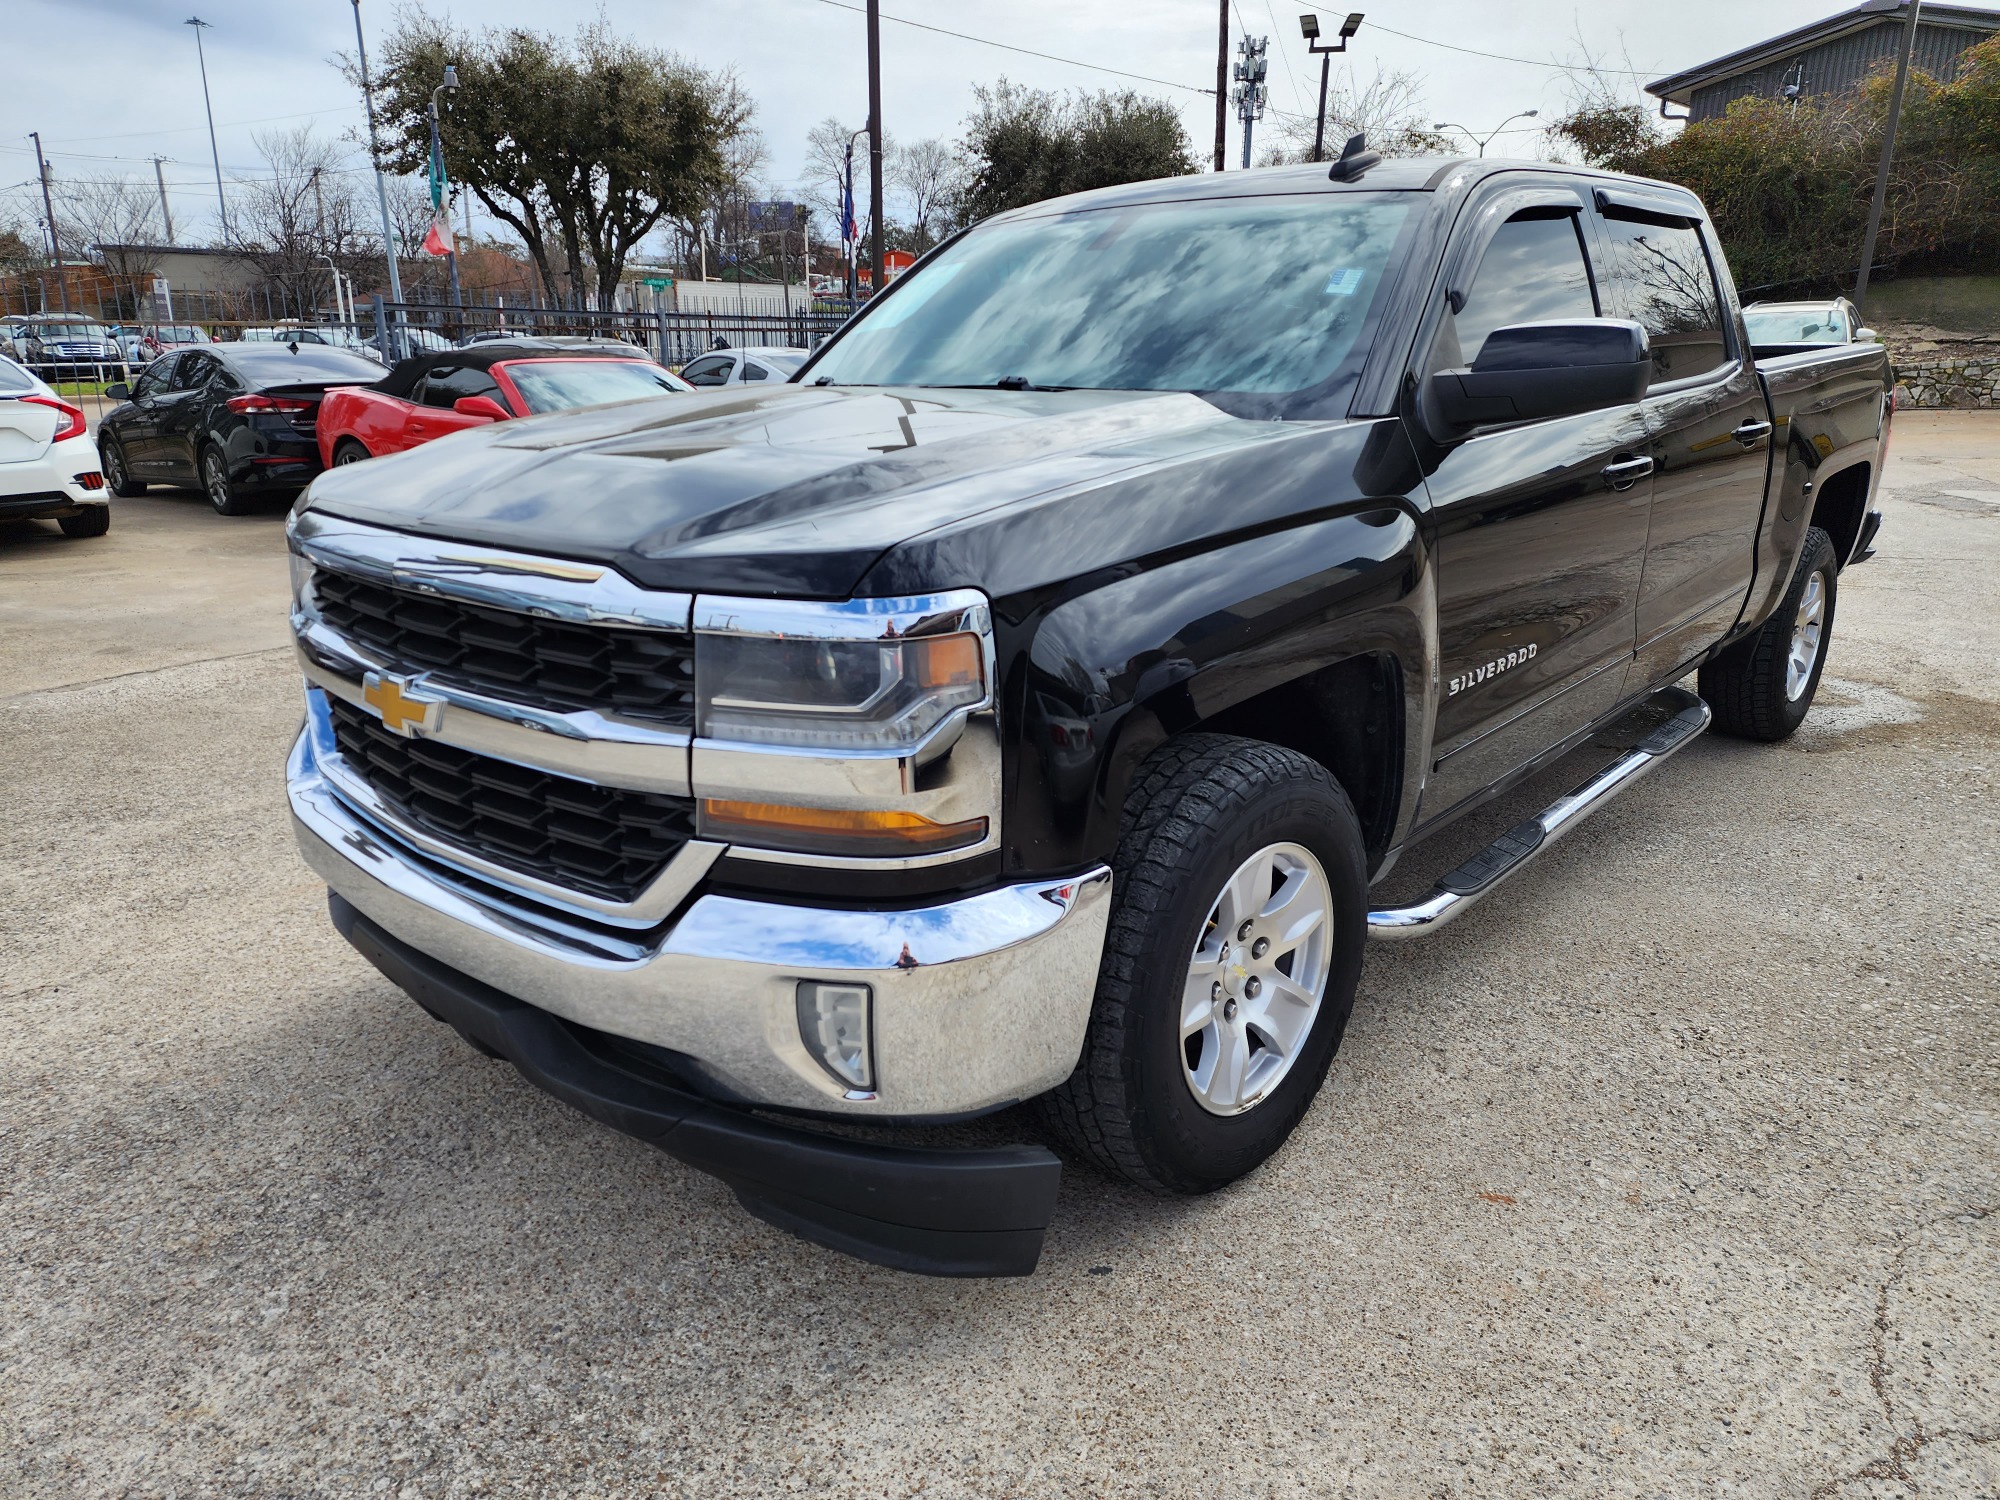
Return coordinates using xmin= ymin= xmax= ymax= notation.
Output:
xmin=810 ymin=0 xmax=1217 ymax=95
xmin=1295 ymin=3 xmax=1656 ymax=77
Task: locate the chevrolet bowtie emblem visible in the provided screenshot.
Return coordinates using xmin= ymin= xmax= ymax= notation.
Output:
xmin=361 ymin=671 xmax=444 ymax=737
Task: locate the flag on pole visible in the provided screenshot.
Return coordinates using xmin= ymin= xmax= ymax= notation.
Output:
xmin=421 ymin=215 xmax=453 ymax=258
xmin=840 ymin=162 xmax=856 ymax=261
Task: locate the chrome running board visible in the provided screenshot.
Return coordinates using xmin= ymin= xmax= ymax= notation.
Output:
xmin=1368 ymin=686 xmax=1712 ymax=940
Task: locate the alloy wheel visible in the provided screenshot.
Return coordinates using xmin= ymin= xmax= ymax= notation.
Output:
xmin=1786 ymin=569 xmax=1827 ymax=701
xmin=205 ymin=452 xmax=230 ymax=511
xmin=1180 ymin=840 xmax=1334 ymax=1116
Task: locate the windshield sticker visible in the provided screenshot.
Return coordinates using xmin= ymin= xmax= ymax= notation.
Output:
xmin=1323 ymin=267 xmax=1365 ymax=296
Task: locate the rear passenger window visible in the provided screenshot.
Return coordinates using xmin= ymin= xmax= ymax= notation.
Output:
xmin=419 ymin=365 xmax=501 ymax=408
xmin=742 ymin=361 xmax=769 ymax=381
xmin=1600 ymin=215 xmax=1729 ymax=383
xmin=1437 ymin=210 xmax=1598 ymax=369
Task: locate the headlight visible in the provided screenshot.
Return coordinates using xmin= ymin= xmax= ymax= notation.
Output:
xmin=694 ymin=592 xmax=991 ymax=754
xmin=692 ymin=590 xmax=998 ymax=860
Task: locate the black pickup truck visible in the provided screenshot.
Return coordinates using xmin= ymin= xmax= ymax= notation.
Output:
xmin=284 ymin=153 xmax=1891 ymax=1277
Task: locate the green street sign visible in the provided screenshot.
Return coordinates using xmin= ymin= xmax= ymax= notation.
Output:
xmin=642 ymin=277 xmax=673 ymax=290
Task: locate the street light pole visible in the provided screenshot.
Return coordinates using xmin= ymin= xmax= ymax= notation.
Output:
xmin=184 ymin=17 xmax=230 ymax=243
xmin=1855 ymin=0 xmax=1922 ymax=310
xmin=1299 ymin=12 xmax=1365 ymax=163
xmin=350 ymin=0 xmax=405 ymax=320
xmin=1434 ymin=110 xmax=1540 ymax=157
xmin=429 ymin=65 xmax=461 ymax=308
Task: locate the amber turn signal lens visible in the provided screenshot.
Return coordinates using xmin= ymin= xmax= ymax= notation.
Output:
xmin=700 ymin=799 xmax=988 ymax=857
xmin=911 ymin=632 xmax=983 ymax=691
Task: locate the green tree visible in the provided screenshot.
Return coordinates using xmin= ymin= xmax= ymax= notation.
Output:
xmin=1549 ymin=37 xmax=2000 ymax=295
xmin=958 ymin=81 xmax=1196 ymax=222
xmin=356 ymin=12 xmax=748 ymax=309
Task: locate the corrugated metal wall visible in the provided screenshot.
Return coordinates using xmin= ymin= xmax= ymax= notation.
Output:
xmin=1689 ymin=20 xmax=1994 ymax=119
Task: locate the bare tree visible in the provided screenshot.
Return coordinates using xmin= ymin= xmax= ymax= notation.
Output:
xmin=1261 ymin=64 xmax=1451 ymax=163
xmin=889 ymin=137 xmax=967 ymax=251
xmin=52 ymin=178 xmax=163 ymax=287
xmin=231 ymin=127 xmax=394 ymax=315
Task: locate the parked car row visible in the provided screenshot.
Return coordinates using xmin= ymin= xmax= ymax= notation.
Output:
xmin=81 ymin=337 xmax=698 ymax=520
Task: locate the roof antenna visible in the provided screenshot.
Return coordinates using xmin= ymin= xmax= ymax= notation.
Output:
xmin=1328 ymin=132 xmax=1382 ymax=183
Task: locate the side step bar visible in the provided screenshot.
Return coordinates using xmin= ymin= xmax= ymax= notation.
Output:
xmin=1368 ymin=686 xmax=1712 ymax=940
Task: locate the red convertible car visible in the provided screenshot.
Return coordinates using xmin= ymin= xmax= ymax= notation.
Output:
xmin=315 ymin=339 xmax=692 ymax=468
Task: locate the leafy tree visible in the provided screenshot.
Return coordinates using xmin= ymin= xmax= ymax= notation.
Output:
xmin=358 ymin=12 xmax=748 ymax=309
xmin=1549 ymin=37 xmax=2000 ymax=295
xmin=958 ymin=80 xmax=1196 ymax=221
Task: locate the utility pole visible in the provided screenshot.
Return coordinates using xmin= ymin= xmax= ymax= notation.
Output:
xmin=29 ymin=132 xmax=69 ymax=313
xmin=185 ymin=18 xmax=230 ymax=243
xmin=1213 ymin=0 xmax=1229 ymax=170
xmin=350 ymin=0 xmax=405 ymax=310
xmin=1232 ymin=36 xmax=1268 ymax=170
xmin=310 ymin=165 xmax=325 ymax=238
xmin=866 ymin=0 xmax=884 ymax=298
xmin=1855 ymin=0 xmax=1922 ymax=310
xmin=152 ymin=156 xmax=176 ymax=244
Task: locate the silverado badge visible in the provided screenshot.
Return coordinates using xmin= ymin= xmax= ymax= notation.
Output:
xmin=362 ymin=671 xmax=444 ymax=737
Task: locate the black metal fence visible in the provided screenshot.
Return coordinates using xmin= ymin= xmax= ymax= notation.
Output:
xmin=362 ymin=299 xmax=859 ymax=368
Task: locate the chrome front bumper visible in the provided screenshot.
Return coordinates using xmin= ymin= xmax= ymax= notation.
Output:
xmin=288 ymin=721 xmax=1113 ymax=1119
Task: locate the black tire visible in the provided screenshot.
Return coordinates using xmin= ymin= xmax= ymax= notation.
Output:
xmin=99 ymin=439 xmax=144 ymax=496
xmin=201 ymin=445 xmax=253 ymax=516
xmin=332 ymin=438 xmax=370 ymax=467
xmin=58 ymin=505 xmax=110 ymax=538
xmin=1699 ymin=525 xmax=1838 ymax=742
xmin=1040 ymin=734 xmax=1368 ymax=1195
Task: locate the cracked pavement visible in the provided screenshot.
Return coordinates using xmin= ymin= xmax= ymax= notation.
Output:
xmin=2 ymin=415 xmax=1996 ymax=1497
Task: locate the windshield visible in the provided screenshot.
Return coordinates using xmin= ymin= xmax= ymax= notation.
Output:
xmin=35 ymin=323 xmax=112 ymax=340
xmin=501 ymin=358 xmax=690 ymax=413
xmin=804 ymin=192 xmax=1417 ymax=418
xmin=1744 ymin=307 xmax=1847 ymax=344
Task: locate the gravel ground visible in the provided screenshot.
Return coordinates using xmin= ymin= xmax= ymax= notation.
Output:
xmin=3 ymin=418 xmax=1996 ymax=1499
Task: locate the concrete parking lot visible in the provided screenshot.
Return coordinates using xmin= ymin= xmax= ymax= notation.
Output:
xmin=3 ymin=419 xmax=1996 ymax=1498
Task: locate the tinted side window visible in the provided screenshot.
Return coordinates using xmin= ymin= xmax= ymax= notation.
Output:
xmin=1440 ymin=211 xmax=1599 ymax=369
xmin=680 ymin=356 xmax=732 ymax=386
xmin=421 ymin=364 xmax=501 ymax=408
xmin=134 ymin=357 xmax=175 ymax=397
xmin=1600 ymin=216 xmax=1728 ymax=382
xmin=171 ymin=352 xmax=216 ymax=390
xmin=741 ymin=361 xmax=769 ymax=381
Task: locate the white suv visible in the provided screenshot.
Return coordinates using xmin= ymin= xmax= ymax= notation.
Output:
xmin=0 ymin=354 xmax=110 ymax=537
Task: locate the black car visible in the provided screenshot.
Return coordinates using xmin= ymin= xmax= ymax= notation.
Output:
xmin=98 ymin=342 xmax=385 ymax=515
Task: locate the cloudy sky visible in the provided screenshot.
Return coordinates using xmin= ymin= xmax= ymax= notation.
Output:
xmin=2 ymin=0 xmax=1915 ymax=249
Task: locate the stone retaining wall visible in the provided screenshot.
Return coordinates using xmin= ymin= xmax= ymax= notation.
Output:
xmin=1892 ymin=357 xmax=2000 ymax=408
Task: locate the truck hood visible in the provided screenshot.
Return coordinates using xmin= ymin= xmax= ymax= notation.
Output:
xmin=300 ymin=384 xmax=1258 ymax=596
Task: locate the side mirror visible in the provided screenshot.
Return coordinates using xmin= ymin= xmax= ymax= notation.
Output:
xmin=1855 ymin=326 xmax=1878 ymax=342
xmin=1422 ymin=319 xmax=1651 ymax=440
xmin=104 ymin=382 xmax=132 ymax=401
xmin=454 ymin=394 xmax=511 ymax=422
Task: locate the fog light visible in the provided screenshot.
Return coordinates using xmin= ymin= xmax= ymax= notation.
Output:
xmin=796 ymin=980 xmax=873 ymax=1091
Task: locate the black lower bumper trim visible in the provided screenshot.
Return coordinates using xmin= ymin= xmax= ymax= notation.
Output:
xmin=328 ymin=892 xmax=1063 ymax=1276
xmin=0 ymin=493 xmax=86 ymax=522
xmin=1853 ymin=509 xmax=1882 ymax=564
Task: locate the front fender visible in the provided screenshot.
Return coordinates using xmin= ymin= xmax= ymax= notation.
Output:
xmin=1002 ymin=507 xmax=1433 ymax=875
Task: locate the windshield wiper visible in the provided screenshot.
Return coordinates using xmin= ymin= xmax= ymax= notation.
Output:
xmin=917 ymin=377 xmax=1072 ymax=392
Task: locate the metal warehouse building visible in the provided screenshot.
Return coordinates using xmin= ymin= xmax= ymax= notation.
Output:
xmin=1646 ymin=0 xmax=2000 ymax=121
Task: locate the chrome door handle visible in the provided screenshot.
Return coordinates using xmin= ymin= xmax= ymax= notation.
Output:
xmin=1601 ymin=456 xmax=1654 ymax=491
xmin=1733 ymin=419 xmax=1773 ymax=446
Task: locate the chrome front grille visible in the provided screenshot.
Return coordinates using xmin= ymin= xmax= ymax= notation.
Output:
xmin=312 ymin=569 xmax=695 ymax=727
xmin=326 ymin=696 xmax=694 ymax=903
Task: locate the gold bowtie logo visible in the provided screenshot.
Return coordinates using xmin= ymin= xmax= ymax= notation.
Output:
xmin=362 ymin=672 xmax=444 ymax=737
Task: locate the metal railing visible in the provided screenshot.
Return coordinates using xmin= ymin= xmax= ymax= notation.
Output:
xmin=359 ymin=299 xmax=860 ymax=369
